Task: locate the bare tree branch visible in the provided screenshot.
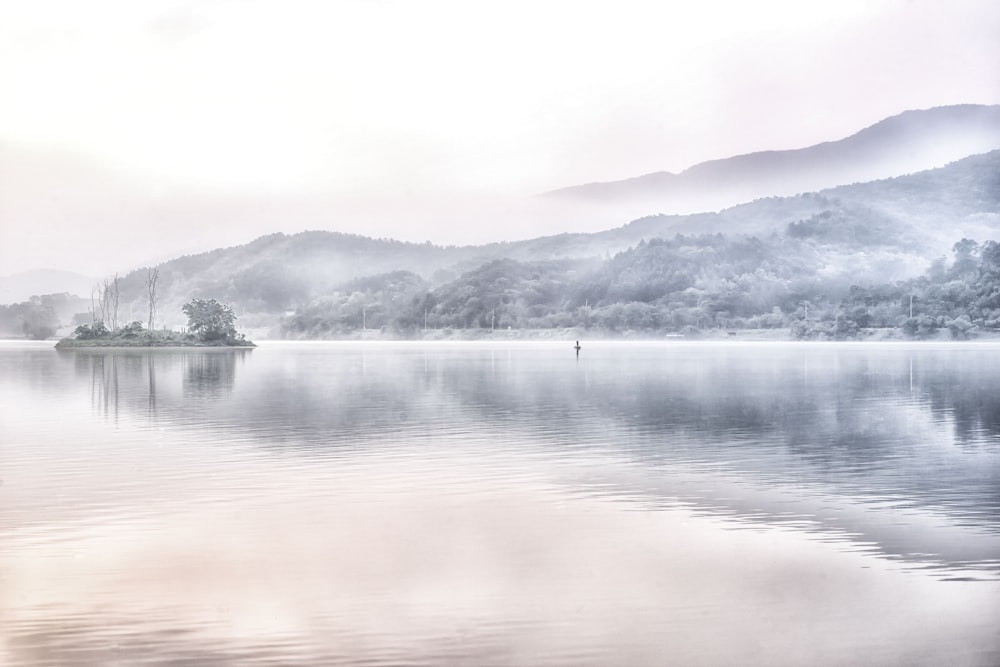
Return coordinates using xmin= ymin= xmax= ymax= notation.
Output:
xmin=146 ymin=267 xmax=160 ymax=331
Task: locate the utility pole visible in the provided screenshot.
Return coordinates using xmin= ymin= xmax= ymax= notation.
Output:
xmin=424 ymin=308 xmax=427 ymax=331
xmin=362 ymin=306 xmax=366 ymax=331
xmin=909 ymin=295 xmax=914 ymax=319
xmin=491 ymin=308 xmax=495 ymax=332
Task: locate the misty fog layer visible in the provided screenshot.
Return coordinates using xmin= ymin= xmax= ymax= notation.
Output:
xmin=7 ymin=148 xmax=995 ymax=344
xmin=2 ymin=104 xmax=999 ymax=282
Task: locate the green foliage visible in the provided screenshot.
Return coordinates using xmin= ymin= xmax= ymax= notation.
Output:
xmin=182 ymin=299 xmax=238 ymax=342
xmin=274 ymin=227 xmax=1000 ymax=340
xmin=424 ymin=259 xmax=587 ymax=330
xmin=74 ymin=322 xmax=109 ymax=339
xmin=571 ymin=234 xmax=815 ymax=330
xmin=278 ymin=235 xmax=814 ymax=336
xmin=20 ymin=309 xmax=58 ymax=339
xmin=74 ymin=320 xmax=165 ymax=341
xmin=120 ymin=321 xmax=145 ymax=337
xmin=901 ymin=316 xmax=941 ymax=339
xmin=786 ymin=207 xmax=907 ymax=248
xmin=57 ymin=327 xmax=234 ymax=347
xmin=947 ymin=315 xmax=975 ymax=340
xmin=56 ymin=300 xmax=251 ymax=347
xmin=0 ymin=297 xmax=60 ymax=339
xmin=86 ymin=151 xmax=1000 ymax=335
xmin=789 ymin=237 xmax=1000 ymax=339
xmin=282 ymin=271 xmax=429 ymax=337
xmin=38 ymin=151 xmax=997 ymax=340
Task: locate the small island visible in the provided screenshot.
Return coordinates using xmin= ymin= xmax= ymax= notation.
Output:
xmin=56 ymin=298 xmax=255 ymax=348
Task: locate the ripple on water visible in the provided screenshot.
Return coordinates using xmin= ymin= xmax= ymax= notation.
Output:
xmin=1 ymin=342 xmax=1000 ymax=665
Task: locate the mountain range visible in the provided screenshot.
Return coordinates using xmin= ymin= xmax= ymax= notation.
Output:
xmin=3 ymin=104 xmax=1000 ymax=338
xmin=88 ymin=148 xmax=1000 ymax=332
xmin=543 ymin=104 xmax=1000 ymax=214
xmin=0 ymin=269 xmax=96 ymax=305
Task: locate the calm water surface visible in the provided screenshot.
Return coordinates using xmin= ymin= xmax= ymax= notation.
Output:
xmin=1 ymin=341 xmax=999 ymax=665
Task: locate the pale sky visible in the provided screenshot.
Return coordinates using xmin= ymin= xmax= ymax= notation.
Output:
xmin=1 ymin=0 xmax=999 ymax=276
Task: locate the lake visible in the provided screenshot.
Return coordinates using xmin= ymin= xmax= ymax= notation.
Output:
xmin=1 ymin=340 xmax=999 ymax=665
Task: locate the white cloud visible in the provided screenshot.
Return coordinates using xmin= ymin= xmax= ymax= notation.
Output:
xmin=1 ymin=0 xmax=999 ymax=273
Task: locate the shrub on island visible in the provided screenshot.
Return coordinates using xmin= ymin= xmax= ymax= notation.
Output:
xmin=56 ymin=299 xmax=255 ymax=348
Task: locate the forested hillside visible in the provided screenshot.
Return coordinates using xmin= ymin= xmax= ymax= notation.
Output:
xmin=279 ymin=233 xmax=1000 ymax=339
xmin=0 ymin=292 xmax=89 ymax=339
xmin=10 ymin=150 xmax=998 ymax=339
xmin=278 ymin=152 xmax=1000 ymax=339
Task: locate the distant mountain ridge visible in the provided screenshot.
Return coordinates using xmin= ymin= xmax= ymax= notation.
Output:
xmin=5 ymin=107 xmax=999 ymax=327
xmin=79 ymin=149 xmax=998 ymax=330
xmin=0 ymin=269 xmax=96 ymax=305
xmin=543 ymin=105 xmax=1000 ymax=213
xmin=6 ymin=150 xmax=999 ymax=322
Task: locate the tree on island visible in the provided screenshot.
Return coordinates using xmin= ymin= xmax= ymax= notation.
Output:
xmin=60 ymin=296 xmax=252 ymax=347
xmin=182 ymin=298 xmax=240 ymax=342
xmin=73 ymin=321 xmax=109 ymax=339
xmin=146 ymin=267 xmax=159 ymax=331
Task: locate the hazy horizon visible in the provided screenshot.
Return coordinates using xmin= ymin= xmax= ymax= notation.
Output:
xmin=2 ymin=1 xmax=1000 ymax=277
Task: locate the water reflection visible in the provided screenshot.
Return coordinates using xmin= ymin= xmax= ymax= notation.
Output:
xmin=55 ymin=348 xmax=1000 ymax=514
xmin=39 ymin=344 xmax=1000 ymax=577
xmin=88 ymin=352 xmax=119 ymax=422
xmin=59 ymin=348 xmax=251 ymax=423
xmin=183 ymin=351 xmax=243 ymax=399
xmin=2 ymin=343 xmax=999 ymax=665
xmin=148 ymin=353 xmax=156 ymax=419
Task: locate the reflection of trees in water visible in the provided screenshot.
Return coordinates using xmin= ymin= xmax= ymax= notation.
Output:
xmin=87 ymin=353 xmax=119 ymax=422
xmin=148 ymin=353 xmax=156 ymax=420
xmin=420 ymin=350 xmax=1000 ymax=524
xmin=68 ymin=346 xmax=1000 ymax=466
xmin=476 ymin=350 xmax=1000 ymax=450
xmin=218 ymin=351 xmax=439 ymax=449
xmin=73 ymin=351 xmax=161 ymax=422
xmin=61 ymin=346 xmax=999 ymax=521
xmin=918 ymin=354 xmax=1000 ymax=447
xmin=170 ymin=347 xmax=1000 ymax=457
xmin=421 ymin=349 xmax=1000 ymax=574
xmin=55 ymin=346 xmax=1000 ymax=573
xmin=66 ymin=350 xmax=250 ymax=423
xmin=183 ymin=352 xmax=240 ymax=400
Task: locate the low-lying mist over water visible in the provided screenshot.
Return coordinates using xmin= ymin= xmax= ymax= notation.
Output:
xmin=2 ymin=342 xmax=998 ymax=665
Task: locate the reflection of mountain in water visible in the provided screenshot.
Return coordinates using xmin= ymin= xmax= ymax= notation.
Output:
xmin=58 ymin=345 xmax=1000 ymax=575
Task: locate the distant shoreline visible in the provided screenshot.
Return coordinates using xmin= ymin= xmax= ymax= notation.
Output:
xmin=6 ymin=326 xmax=997 ymax=346
xmin=54 ymin=338 xmax=256 ymax=349
xmin=2 ymin=334 xmax=1000 ymax=347
xmin=265 ymin=327 xmax=1000 ymax=343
